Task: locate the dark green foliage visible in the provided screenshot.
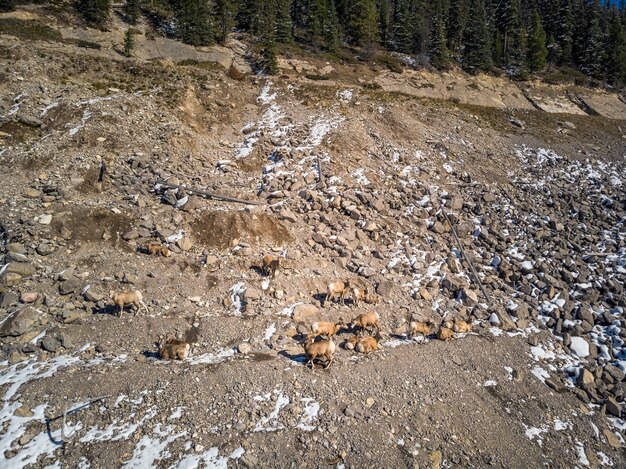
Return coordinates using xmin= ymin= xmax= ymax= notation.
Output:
xmin=123 ymin=29 xmax=135 ymax=56
xmin=213 ymin=0 xmax=236 ymax=44
xmin=390 ymin=0 xmax=414 ymax=53
xmin=77 ymin=0 xmax=111 ymax=26
xmin=124 ymin=0 xmax=141 ymax=24
xmin=275 ymin=0 xmax=293 ymax=42
xmin=253 ymin=0 xmax=278 ymax=73
xmin=430 ymin=0 xmax=448 ymax=68
xmin=346 ymin=0 xmax=378 ymax=46
xmin=463 ymin=0 xmax=492 ymax=72
xmin=605 ymin=8 xmax=626 ymax=85
xmin=447 ymin=0 xmax=469 ymax=53
xmin=175 ymin=0 xmax=213 ymax=46
xmin=0 ymin=0 xmax=15 ymax=13
xmin=528 ymin=11 xmax=548 ymax=73
xmin=583 ymin=0 xmax=606 ymax=79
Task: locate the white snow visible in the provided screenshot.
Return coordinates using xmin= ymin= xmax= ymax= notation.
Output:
xmin=174 ymin=446 xmax=244 ymax=469
xmin=229 ymin=282 xmax=246 ymax=315
xmin=483 ymin=380 xmax=497 ymax=387
xmin=122 ymin=424 xmax=186 ymax=468
xmin=531 ymin=366 xmax=550 ymax=384
xmin=570 ymin=337 xmax=590 ymax=358
xmin=186 ymin=347 xmax=237 ymax=365
xmin=553 ymin=418 xmax=571 ymax=431
xmin=254 ymin=392 xmax=290 ymax=432
xmin=575 ymin=441 xmax=589 ymax=467
xmin=524 ymin=425 xmax=548 ymax=446
xmin=263 ymin=323 xmax=277 ymax=341
xmin=297 ymin=398 xmax=320 ymax=431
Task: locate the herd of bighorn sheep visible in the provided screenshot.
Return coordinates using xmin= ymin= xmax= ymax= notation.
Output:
xmin=108 ymin=251 xmax=473 ymax=366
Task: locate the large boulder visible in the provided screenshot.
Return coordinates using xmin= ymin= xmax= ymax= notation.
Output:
xmin=0 ymin=307 xmax=40 ymax=337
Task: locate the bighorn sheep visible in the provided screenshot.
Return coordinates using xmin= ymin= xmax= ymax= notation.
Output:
xmin=352 ymin=311 xmax=380 ymax=333
xmin=303 ymin=337 xmax=336 ymax=370
xmin=311 ymin=319 xmax=346 ymax=337
xmin=453 ymin=318 xmax=472 ymax=334
xmin=110 ymin=290 xmax=148 ymax=317
xmin=146 ymin=243 xmax=171 ymax=257
xmin=356 ymin=333 xmax=382 ymax=353
xmin=343 ymin=335 xmax=359 ymax=350
xmin=325 ymin=281 xmax=347 ymax=306
xmin=437 ymin=326 xmax=454 ymax=341
xmin=261 ymin=254 xmax=280 ymax=278
xmin=158 ymin=334 xmax=190 ymax=360
xmin=409 ymin=321 xmax=433 ymax=338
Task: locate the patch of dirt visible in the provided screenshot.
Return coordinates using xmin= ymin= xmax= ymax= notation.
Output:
xmin=51 ymin=207 xmax=133 ymax=245
xmin=190 ymin=210 xmax=292 ymax=249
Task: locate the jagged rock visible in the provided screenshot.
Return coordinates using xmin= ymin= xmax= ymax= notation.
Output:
xmin=605 ymin=397 xmax=622 ymax=417
xmin=6 ymin=262 xmax=37 ymax=277
xmin=580 ymin=369 xmax=595 ymax=387
xmin=448 ymin=257 xmax=461 ymax=274
xmin=245 ymin=287 xmax=262 ymax=301
xmin=462 ymin=288 xmax=479 ymax=305
xmin=604 ymin=364 xmax=625 ymax=382
xmin=376 ymin=280 xmax=393 ymax=297
xmin=363 ymin=221 xmax=378 ymax=232
xmin=59 ymin=278 xmax=81 ymax=295
xmin=7 ymin=243 xmax=27 ymax=254
xmin=42 ymin=336 xmax=61 ymax=353
xmin=1 ymin=292 xmax=18 ymax=309
xmin=237 ymin=343 xmax=252 ymax=354
xmin=2 ymin=272 xmax=22 ymax=286
xmin=442 ymin=276 xmax=465 ymax=293
xmin=36 ymin=243 xmax=55 ymax=256
xmin=431 ymin=221 xmax=445 ymax=234
xmin=83 ymin=290 xmax=104 ymax=302
xmin=38 ymin=214 xmax=52 ymax=225
xmin=278 ymin=208 xmax=298 ymax=223
xmin=177 ymin=237 xmax=193 ymax=251
xmin=0 ymin=307 xmax=40 ymax=337
xmin=293 ymin=304 xmax=318 ymax=322
xmin=123 ymin=230 xmax=140 ymax=241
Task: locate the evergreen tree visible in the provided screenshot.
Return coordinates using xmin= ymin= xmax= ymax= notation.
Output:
xmin=347 ymin=0 xmax=378 ymax=46
xmin=583 ymin=0 xmax=606 ymax=79
xmin=430 ymin=0 xmax=449 ymax=68
xmin=557 ymin=0 xmax=574 ymax=66
xmin=304 ymin=0 xmax=324 ymax=45
xmin=175 ymin=0 xmax=213 ymax=46
xmin=275 ymin=0 xmax=293 ymax=42
xmin=447 ymin=0 xmax=469 ymax=53
xmin=391 ymin=0 xmax=414 ymax=53
xmin=254 ymin=0 xmax=278 ymax=73
xmin=605 ymin=8 xmax=626 ymax=85
xmin=499 ymin=0 xmax=526 ymax=70
xmin=77 ymin=0 xmax=111 ymax=26
xmin=377 ymin=0 xmax=390 ymax=47
xmin=124 ymin=0 xmax=141 ymax=24
xmin=527 ymin=11 xmax=548 ymax=73
xmin=236 ymin=0 xmax=256 ymax=31
xmin=123 ymin=29 xmax=135 ymax=57
xmin=213 ymin=0 xmax=236 ymax=44
xmin=322 ymin=0 xmax=340 ymax=50
xmin=463 ymin=0 xmax=492 ymax=72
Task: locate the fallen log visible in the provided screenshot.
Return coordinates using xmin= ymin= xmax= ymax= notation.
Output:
xmin=155 ymin=180 xmax=263 ymax=206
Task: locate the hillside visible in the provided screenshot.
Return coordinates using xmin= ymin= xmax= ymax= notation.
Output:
xmin=1 ymin=5 xmax=625 ymax=469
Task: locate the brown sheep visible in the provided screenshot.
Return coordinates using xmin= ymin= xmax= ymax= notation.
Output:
xmin=325 ymin=281 xmax=347 ymax=306
xmin=453 ymin=318 xmax=472 ymax=334
xmin=146 ymin=243 xmax=171 ymax=257
xmin=110 ymin=290 xmax=148 ymax=317
xmin=352 ymin=311 xmax=380 ymax=333
xmin=409 ymin=321 xmax=433 ymax=338
xmin=261 ymin=254 xmax=280 ymax=278
xmin=158 ymin=334 xmax=190 ymax=360
xmin=437 ymin=326 xmax=454 ymax=341
xmin=355 ymin=333 xmax=382 ymax=353
xmin=311 ymin=319 xmax=346 ymax=337
xmin=343 ymin=335 xmax=359 ymax=350
xmin=303 ymin=337 xmax=336 ymax=370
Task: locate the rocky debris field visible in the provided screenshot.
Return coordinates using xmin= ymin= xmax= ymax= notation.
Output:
xmin=1 ymin=27 xmax=625 ymax=469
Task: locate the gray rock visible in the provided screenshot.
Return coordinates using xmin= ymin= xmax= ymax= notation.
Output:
xmin=605 ymin=397 xmax=622 ymax=417
xmin=1 ymin=292 xmax=18 ymax=309
xmin=293 ymin=304 xmax=318 ymax=322
xmin=605 ymin=364 xmax=625 ymax=382
xmin=59 ymin=278 xmax=81 ymax=295
xmin=0 ymin=307 xmax=40 ymax=337
xmin=6 ymin=262 xmax=37 ymax=277
xmin=41 ymin=336 xmax=61 ymax=353
xmin=7 ymin=243 xmax=27 ymax=254
xmin=36 ymin=243 xmax=55 ymax=256
xmin=376 ymin=280 xmax=393 ymax=297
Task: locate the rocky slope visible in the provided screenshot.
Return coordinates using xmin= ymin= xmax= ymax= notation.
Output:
xmin=1 ymin=9 xmax=625 ymax=469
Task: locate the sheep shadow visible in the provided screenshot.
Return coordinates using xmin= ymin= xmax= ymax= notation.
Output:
xmin=312 ymin=292 xmax=326 ymax=306
xmin=142 ymin=350 xmax=160 ymax=359
xmin=91 ymin=304 xmax=120 ymax=316
xmin=249 ymin=265 xmax=265 ymax=276
xmin=278 ymin=350 xmax=306 ymax=364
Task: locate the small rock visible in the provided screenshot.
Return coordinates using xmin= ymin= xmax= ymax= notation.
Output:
xmin=0 ymin=307 xmax=40 ymax=337
xmin=365 ymin=397 xmax=375 ymax=407
xmin=122 ymin=230 xmax=140 ymax=241
xmin=6 ymin=262 xmax=37 ymax=277
xmin=20 ymin=292 xmax=38 ymax=304
xmin=38 ymin=214 xmax=52 ymax=225
xmin=14 ymin=406 xmax=34 ymax=418
xmin=36 ymin=243 xmax=55 ymax=256
xmin=237 ymin=343 xmax=252 ymax=354
xmin=580 ymin=369 xmax=595 ymax=387
xmin=1 ymin=292 xmax=19 ymax=309
xmin=7 ymin=243 xmax=27 ymax=254
xmin=83 ymin=290 xmax=104 ymax=302
xmin=605 ymin=397 xmax=622 ymax=417
xmin=177 ymin=237 xmax=193 ymax=251
xmin=59 ymin=278 xmax=81 ymax=295
xmin=603 ymin=429 xmax=622 ymax=449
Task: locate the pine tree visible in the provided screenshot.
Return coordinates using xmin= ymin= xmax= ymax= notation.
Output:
xmin=583 ymin=0 xmax=606 ymax=79
xmin=323 ymin=0 xmax=340 ymax=50
xmin=500 ymin=0 xmax=526 ymax=70
xmin=391 ymin=0 xmax=414 ymax=53
xmin=377 ymin=0 xmax=390 ymax=46
xmin=253 ymin=0 xmax=278 ymax=74
xmin=123 ymin=29 xmax=135 ymax=57
xmin=347 ymin=0 xmax=378 ymax=46
xmin=213 ymin=0 xmax=236 ymax=44
xmin=77 ymin=0 xmax=111 ymax=27
xmin=124 ymin=0 xmax=141 ymax=24
xmin=557 ymin=0 xmax=574 ymax=66
xmin=0 ymin=0 xmax=15 ymax=12
xmin=175 ymin=0 xmax=213 ymax=46
xmin=236 ymin=0 xmax=256 ymax=31
xmin=463 ymin=0 xmax=492 ymax=72
xmin=447 ymin=0 xmax=469 ymax=54
xmin=276 ymin=0 xmax=293 ymax=42
xmin=527 ymin=11 xmax=548 ymax=73
xmin=605 ymin=8 xmax=626 ymax=85
xmin=430 ymin=0 xmax=449 ymax=68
